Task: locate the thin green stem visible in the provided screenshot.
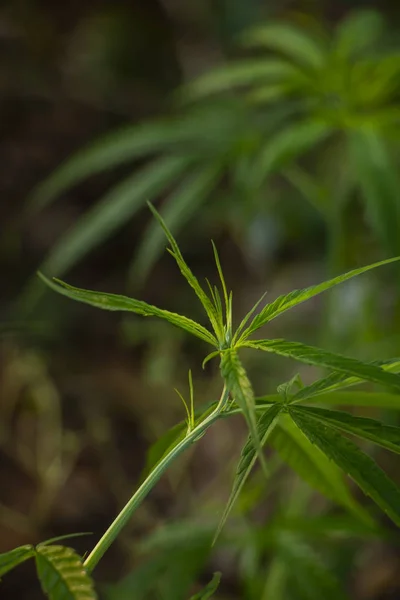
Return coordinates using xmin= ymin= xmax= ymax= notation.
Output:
xmin=84 ymin=387 xmax=229 ymax=573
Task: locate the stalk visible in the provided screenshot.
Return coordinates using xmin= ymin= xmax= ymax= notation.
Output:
xmin=84 ymin=388 xmax=229 ymax=572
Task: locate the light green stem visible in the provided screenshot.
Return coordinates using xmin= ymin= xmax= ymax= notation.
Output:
xmin=84 ymin=388 xmax=229 ymax=572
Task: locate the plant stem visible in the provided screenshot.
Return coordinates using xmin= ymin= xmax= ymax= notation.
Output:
xmin=84 ymin=388 xmax=229 ymax=573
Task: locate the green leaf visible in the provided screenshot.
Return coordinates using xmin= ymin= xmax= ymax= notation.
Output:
xmin=147 ymin=204 xmax=223 ymax=342
xmin=243 ymin=339 xmax=400 ymax=391
xmin=239 ymin=256 xmax=400 ymax=339
xmin=39 ymin=274 xmax=217 ymax=347
xmin=26 ymin=119 xmax=200 ymax=215
xmin=290 ymin=357 xmax=400 ymax=404
xmin=188 ymin=572 xmax=221 ymax=600
xmin=131 ymin=164 xmax=221 ymax=284
xmin=37 ymin=156 xmax=190 ymax=279
xmin=35 ymin=544 xmax=97 ymax=600
xmin=184 ymin=59 xmax=298 ymax=98
xmin=214 ymin=403 xmax=281 ymax=540
xmin=242 ymin=22 xmax=326 ymax=70
xmin=0 ymin=545 xmax=34 ymax=578
xmin=220 ymin=348 xmax=266 ymax=471
xmin=349 ymin=130 xmax=400 ymax=254
xmin=293 ymin=391 xmax=400 ymax=409
xmin=249 ymin=121 xmax=333 ymax=190
xmin=270 ymin=415 xmax=369 ymax=521
xmin=297 ymin=406 xmax=400 ymax=455
xmin=278 ymin=535 xmax=348 ymax=600
xmin=290 ymin=408 xmax=400 ymax=526
xmin=334 ymin=10 xmax=384 ymax=58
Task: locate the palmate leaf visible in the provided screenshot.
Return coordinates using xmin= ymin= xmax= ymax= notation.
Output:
xmin=220 ymin=348 xmax=267 ymax=473
xmin=270 ymin=415 xmax=370 ymax=522
xmin=214 ymin=403 xmax=282 ymax=541
xmin=188 ymin=572 xmax=221 ymax=600
xmin=290 ymin=357 xmax=400 ymax=404
xmin=35 ymin=544 xmax=97 ymax=600
xmin=0 ymin=545 xmax=34 ymax=578
xmin=242 ymin=339 xmax=400 ymax=391
xmin=238 ymin=256 xmax=400 ymax=341
xmin=147 ymin=204 xmax=223 ymax=342
xmin=290 ymin=408 xmax=400 ymax=526
xmin=39 ymin=274 xmax=217 ymax=347
xmin=298 ymin=406 xmax=400 ymax=455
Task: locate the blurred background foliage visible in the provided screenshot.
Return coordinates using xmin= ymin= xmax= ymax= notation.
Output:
xmin=1 ymin=1 xmax=400 ymax=598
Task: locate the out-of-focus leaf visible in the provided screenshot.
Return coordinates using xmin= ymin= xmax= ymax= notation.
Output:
xmin=0 ymin=545 xmax=34 ymax=578
xmin=334 ymin=10 xmax=384 ymax=58
xmin=290 ymin=408 xmax=400 ymax=526
xmin=349 ymin=129 xmax=400 ymax=254
xmin=243 ymin=23 xmax=326 ymax=70
xmin=26 ymin=121 xmax=195 ymax=214
xmin=39 ymin=155 xmax=191 ymax=278
xmin=270 ymin=415 xmax=369 ymax=521
xmin=249 ymin=121 xmax=332 ymax=189
xmin=184 ymin=60 xmax=298 ymax=98
xmin=279 ymin=535 xmax=348 ymax=600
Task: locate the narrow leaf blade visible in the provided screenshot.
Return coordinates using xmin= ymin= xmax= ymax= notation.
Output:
xmin=270 ymin=415 xmax=369 ymax=521
xmin=215 ymin=403 xmax=282 ymax=540
xmin=290 ymin=408 xmax=400 ymax=526
xmin=220 ymin=349 xmax=266 ymax=470
xmin=243 ymin=339 xmax=400 ymax=391
xmin=0 ymin=545 xmax=34 ymax=578
xmin=290 ymin=357 xmax=400 ymax=404
xmin=298 ymin=406 xmax=400 ymax=455
xmin=39 ymin=274 xmax=217 ymax=346
xmin=241 ymin=257 xmax=400 ymax=339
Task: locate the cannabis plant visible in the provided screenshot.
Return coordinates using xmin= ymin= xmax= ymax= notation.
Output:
xmin=3 ymin=206 xmax=400 ymax=599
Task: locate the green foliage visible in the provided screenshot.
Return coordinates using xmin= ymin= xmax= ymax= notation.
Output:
xmin=214 ymin=403 xmax=281 ymax=540
xmin=0 ymin=545 xmax=35 ymax=578
xmin=0 ymin=543 xmax=96 ymax=600
xmin=270 ymin=415 xmax=369 ymax=521
xmin=35 ymin=545 xmax=97 ymax=600
xmin=25 ymin=9 xmax=400 ymax=301
xmin=9 ymin=204 xmax=400 ymax=599
xmin=290 ymin=408 xmax=400 ymax=526
xmin=235 ymin=256 xmax=400 ymax=341
xmin=296 ymin=406 xmax=400 ymax=454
